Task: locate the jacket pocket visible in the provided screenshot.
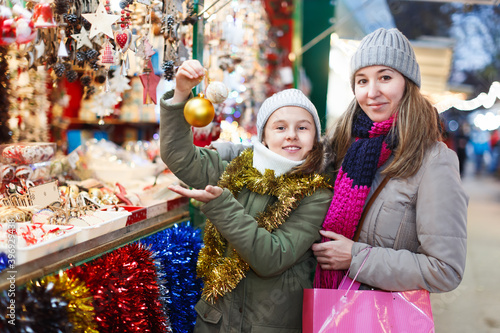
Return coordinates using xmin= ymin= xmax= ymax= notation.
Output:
xmin=195 ymin=299 xmax=222 ymax=324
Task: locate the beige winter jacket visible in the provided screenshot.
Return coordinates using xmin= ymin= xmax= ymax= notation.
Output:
xmin=350 ymin=142 xmax=468 ymax=292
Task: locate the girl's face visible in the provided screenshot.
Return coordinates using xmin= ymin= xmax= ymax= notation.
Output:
xmin=354 ymin=65 xmax=406 ymax=122
xmin=262 ymin=106 xmax=316 ymax=161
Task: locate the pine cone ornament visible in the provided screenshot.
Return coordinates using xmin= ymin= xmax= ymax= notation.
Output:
xmin=86 ymin=49 xmax=99 ymax=60
xmin=76 ymin=51 xmax=87 ymax=63
xmin=80 ymin=75 xmax=92 ymax=86
xmin=90 ymin=60 xmax=100 ymax=71
xmin=95 ymin=75 xmax=106 ymax=84
xmin=167 ymin=15 xmax=174 ymax=29
xmin=82 ymin=19 xmax=92 ymax=31
xmin=54 ymin=0 xmax=70 ymax=15
xmin=119 ymin=1 xmax=128 ymax=9
xmin=66 ymin=70 xmax=78 ymax=83
xmin=85 ymin=86 xmax=96 ymax=99
xmin=162 ymin=60 xmax=175 ymax=81
xmin=53 ymin=63 xmax=66 ymax=77
xmin=63 ymin=62 xmax=72 ymax=71
xmin=64 ymin=14 xmax=79 ymax=26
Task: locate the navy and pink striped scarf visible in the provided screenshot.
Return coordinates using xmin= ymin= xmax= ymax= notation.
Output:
xmin=314 ymin=110 xmax=396 ymax=289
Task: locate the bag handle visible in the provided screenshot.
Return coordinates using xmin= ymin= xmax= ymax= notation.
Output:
xmin=340 ymin=247 xmax=372 ymax=294
xmin=353 ymin=175 xmax=391 ymax=242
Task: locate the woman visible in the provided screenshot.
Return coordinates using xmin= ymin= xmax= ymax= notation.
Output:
xmin=313 ymin=28 xmax=468 ymax=292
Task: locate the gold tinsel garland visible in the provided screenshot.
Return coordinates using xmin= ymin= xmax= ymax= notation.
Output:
xmin=30 ymin=271 xmax=99 ymax=333
xmin=198 ymin=149 xmax=331 ymax=302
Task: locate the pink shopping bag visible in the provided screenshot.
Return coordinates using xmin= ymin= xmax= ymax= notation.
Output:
xmin=304 ymin=248 xmax=434 ymax=332
xmin=303 ymin=288 xmax=435 ymax=333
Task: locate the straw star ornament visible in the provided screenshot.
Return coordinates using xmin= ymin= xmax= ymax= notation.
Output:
xmin=82 ymin=1 xmax=120 ymax=39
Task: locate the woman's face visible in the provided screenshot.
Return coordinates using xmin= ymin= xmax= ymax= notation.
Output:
xmin=262 ymin=106 xmax=316 ymax=161
xmin=354 ymin=65 xmax=406 ymax=122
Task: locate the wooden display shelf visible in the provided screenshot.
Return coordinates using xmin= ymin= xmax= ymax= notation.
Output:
xmin=0 ymin=206 xmax=190 ymax=290
xmin=65 ymin=117 xmax=159 ymax=126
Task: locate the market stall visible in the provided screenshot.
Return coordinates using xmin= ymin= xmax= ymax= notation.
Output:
xmin=0 ymin=0 xmax=301 ymax=331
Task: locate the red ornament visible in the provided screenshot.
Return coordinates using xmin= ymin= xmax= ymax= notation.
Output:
xmin=139 ymin=60 xmax=161 ymax=104
xmin=32 ymin=3 xmax=57 ymax=28
xmin=114 ymin=28 xmax=131 ymax=52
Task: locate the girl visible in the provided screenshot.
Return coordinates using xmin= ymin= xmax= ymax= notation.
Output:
xmin=160 ymin=59 xmax=332 ymax=332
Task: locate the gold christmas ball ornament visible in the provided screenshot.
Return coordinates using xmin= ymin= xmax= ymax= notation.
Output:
xmin=206 ymin=81 xmax=229 ymax=104
xmin=184 ymin=93 xmax=215 ymax=127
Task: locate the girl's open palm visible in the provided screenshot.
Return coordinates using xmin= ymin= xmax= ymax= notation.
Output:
xmin=168 ymin=184 xmax=223 ymax=203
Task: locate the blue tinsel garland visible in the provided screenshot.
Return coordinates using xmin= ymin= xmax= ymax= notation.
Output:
xmin=140 ymin=222 xmax=203 ymax=333
xmin=0 ymin=253 xmax=8 ymax=273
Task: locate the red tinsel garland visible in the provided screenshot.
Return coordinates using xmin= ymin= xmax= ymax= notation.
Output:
xmin=68 ymin=243 xmax=169 ymax=333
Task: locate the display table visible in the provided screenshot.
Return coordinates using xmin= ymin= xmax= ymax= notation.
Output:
xmin=0 ymin=205 xmax=190 ymax=290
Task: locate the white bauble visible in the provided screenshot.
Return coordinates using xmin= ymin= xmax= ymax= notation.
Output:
xmin=205 ymin=81 xmax=229 ymax=104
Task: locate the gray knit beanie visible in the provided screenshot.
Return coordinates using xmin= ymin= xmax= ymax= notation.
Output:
xmin=256 ymin=89 xmax=321 ymax=142
xmin=350 ymin=28 xmax=421 ymax=89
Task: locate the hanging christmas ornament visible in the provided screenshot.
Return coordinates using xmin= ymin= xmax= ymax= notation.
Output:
xmin=14 ymin=16 xmax=36 ymax=44
xmin=57 ymin=29 xmax=69 ymax=58
xmin=32 ymin=2 xmax=57 ymax=28
xmin=120 ymin=52 xmax=129 ymax=76
xmin=184 ymin=93 xmax=215 ymax=127
xmin=162 ymin=60 xmax=175 ymax=81
xmin=129 ymin=33 xmax=140 ymax=53
xmin=139 ymin=59 xmax=160 ymax=104
xmin=97 ymin=39 xmax=116 ymax=92
xmin=35 ymin=39 xmax=45 ymax=59
xmin=81 ymin=1 xmax=120 ymax=39
xmin=71 ymin=27 xmax=93 ymax=49
xmin=136 ymin=36 xmax=156 ymax=59
xmin=0 ymin=6 xmax=15 ymax=46
xmin=206 ymin=81 xmax=229 ymax=104
xmin=118 ymin=7 xmax=132 ymax=29
xmin=114 ymin=28 xmax=131 ymax=52
xmin=97 ymin=40 xmax=116 ymax=68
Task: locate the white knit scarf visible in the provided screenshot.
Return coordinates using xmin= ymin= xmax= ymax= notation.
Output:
xmin=252 ymin=141 xmax=304 ymax=177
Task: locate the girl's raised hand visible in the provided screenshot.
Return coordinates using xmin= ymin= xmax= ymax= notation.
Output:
xmin=172 ymin=60 xmax=206 ymax=103
xmin=168 ymin=184 xmax=223 ymax=203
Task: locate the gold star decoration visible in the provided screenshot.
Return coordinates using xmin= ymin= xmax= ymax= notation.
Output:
xmin=71 ymin=27 xmax=93 ymax=49
xmin=82 ymin=1 xmax=120 ymax=39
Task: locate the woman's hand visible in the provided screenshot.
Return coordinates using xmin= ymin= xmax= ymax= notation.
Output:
xmin=312 ymin=230 xmax=354 ymax=270
xmin=172 ymin=59 xmax=206 ymax=104
xmin=168 ymin=184 xmax=223 ymax=203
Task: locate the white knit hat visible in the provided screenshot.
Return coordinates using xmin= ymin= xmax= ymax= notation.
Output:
xmin=350 ymin=28 xmax=421 ymax=89
xmin=256 ymin=89 xmax=321 ymax=142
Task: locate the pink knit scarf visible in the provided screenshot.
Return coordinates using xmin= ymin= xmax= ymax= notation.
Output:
xmin=314 ymin=112 xmax=395 ymax=289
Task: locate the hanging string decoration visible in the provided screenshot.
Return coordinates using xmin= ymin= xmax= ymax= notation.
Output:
xmin=140 ymin=223 xmax=203 ymax=333
xmin=68 ymin=243 xmax=169 ymax=333
xmin=162 ymin=60 xmax=175 ymax=81
xmin=0 ymin=282 xmax=72 ymax=332
xmin=0 ymin=46 xmax=11 ymax=143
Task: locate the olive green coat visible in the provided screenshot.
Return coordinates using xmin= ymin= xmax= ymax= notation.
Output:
xmin=160 ymin=91 xmax=332 ymax=332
